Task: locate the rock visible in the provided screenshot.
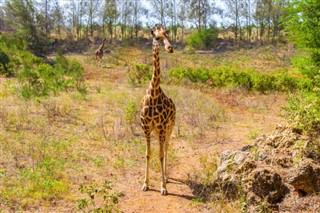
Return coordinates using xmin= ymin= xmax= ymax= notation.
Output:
xmin=288 ymin=160 xmax=320 ymax=194
xmin=257 ymin=150 xmax=268 ymax=161
xmin=251 ymin=167 xmax=289 ymax=204
xmin=219 ymin=150 xmax=237 ymax=162
xmin=217 ymin=159 xmax=235 ymax=181
xmin=303 ymin=140 xmax=320 ymax=161
xmin=273 ymin=155 xmax=293 ymax=168
xmin=217 ymin=150 xmax=250 ymax=181
xmin=241 ymin=144 xmax=252 ymax=151
xmin=212 ymin=123 xmax=319 ymax=211
xmin=235 ymin=160 xmax=257 ymax=175
xmin=254 ymin=135 xmax=267 ymax=147
xmin=234 ymin=151 xmax=248 ymax=164
xmin=220 ymin=181 xmax=239 ymax=199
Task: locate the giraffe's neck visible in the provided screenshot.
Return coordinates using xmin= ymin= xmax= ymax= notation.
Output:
xmin=150 ymin=44 xmax=160 ymax=91
xmin=100 ymin=40 xmax=105 ymax=50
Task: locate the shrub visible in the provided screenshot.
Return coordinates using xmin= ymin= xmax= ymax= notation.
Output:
xmin=187 ymin=28 xmax=218 ymax=50
xmin=128 ymin=63 xmax=151 ymax=85
xmin=77 ymin=180 xmax=124 ymax=212
xmin=284 ymin=92 xmax=320 ymax=135
xmin=251 ymin=74 xmax=275 ymax=93
xmin=17 ymin=51 xmax=85 ymax=99
xmin=233 ymin=72 xmax=253 ymax=90
xmin=273 ymin=72 xmax=298 ymax=92
xmin=125 ymin=100 xmax=139 ymax=134
xmin=168 ymin=67 xmax=309 ymax=93
xmin=0 ymin=50 xmax=11 ymax=76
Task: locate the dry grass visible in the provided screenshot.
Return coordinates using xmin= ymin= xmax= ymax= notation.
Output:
xmin=0 ymin=45 xmax=288 ymax=212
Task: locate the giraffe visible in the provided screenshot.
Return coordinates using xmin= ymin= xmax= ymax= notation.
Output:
xmin=140 ymin=25 xmax=176 ymax=196
xmin=95 ymin=38 xmax=106 ymax=66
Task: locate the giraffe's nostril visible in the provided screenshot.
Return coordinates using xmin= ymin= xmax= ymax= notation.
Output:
xmin=167 ymin=46 xmax=173 ymax=53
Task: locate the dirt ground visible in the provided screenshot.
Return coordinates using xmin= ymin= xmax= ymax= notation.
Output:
xmin=117 ymin=93 xmax=286 ymax=213
xmin=90 ymin=62 xmax=287 ymax=213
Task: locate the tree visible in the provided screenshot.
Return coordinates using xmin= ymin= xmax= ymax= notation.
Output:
xmin=254 ymin=0 xmax=287 ymax=43
xmin=5 ymin=0 xmax=48 ymax=54
xmin=51 ymin=0 xmax=64 ymax=37
xmin=77 ymin=0 xmax=87 ymax=38
xmin=272 ymin=0 xmax=286 ymax=41
xmin=40 ymin=0 xmax=52 ymax=35
xmin=118 ymin=0 xmax=133 ymax=39
xmin=132 ymin=0 xmax=147 ymax=39
xmin=148 ymin=0 xmax=167 ymax=26
xmin=241 ymin=0 xmax=256 ymax=41
xmin=284 ymin=0 xmax=320 ymax=73
xmin=283 ymin=0 xmax=320 ymax=136
xmin=103 ymin=0 xmax=118 ymax=41
xmin=167 ymin=0 xmax=178 ymax=41
xmin=187 ymin=0 xmax=213 ymax=30
xmin=177 ymin=0 xmax=187 ymax=41
xmin=225 ymin=0 xmax=242 ymax=43
xmin=87 ymin=0 xmax=101 ymax=37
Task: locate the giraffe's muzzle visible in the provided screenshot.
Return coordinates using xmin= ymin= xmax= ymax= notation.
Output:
xmin=166 ymin=45 xmax=174 ymax=53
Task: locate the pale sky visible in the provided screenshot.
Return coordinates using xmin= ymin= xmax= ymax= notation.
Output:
xmin=0 ymin=0 xmax=227 ymax=27
xmin=55 ymin=0 xmax=226 ymax=27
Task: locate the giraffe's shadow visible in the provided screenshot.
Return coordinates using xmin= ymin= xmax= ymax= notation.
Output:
xmin=146 ymin=188 xmax=196 ymax=200
xmin=145 ymin=177 xmax=197 ymax=200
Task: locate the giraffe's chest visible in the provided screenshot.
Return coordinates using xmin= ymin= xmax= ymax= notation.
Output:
xmin=141 ymin=94 xmax=175 ymax=120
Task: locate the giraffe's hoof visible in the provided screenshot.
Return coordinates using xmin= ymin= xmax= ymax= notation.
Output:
xmin=160 ymin=188 xmax=168 ymax=196
xmin=142 ymin=185 xmax=149 ymax=192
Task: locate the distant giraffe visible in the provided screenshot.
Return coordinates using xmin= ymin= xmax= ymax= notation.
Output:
xmin=95 ymin=38 xmax=106 ymax=66
xmin=140 ymin=25 xmax=176 ymax=196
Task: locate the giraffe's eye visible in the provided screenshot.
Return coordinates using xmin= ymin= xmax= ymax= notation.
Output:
xmin=155 ymin=37 xmax=160 ymax=40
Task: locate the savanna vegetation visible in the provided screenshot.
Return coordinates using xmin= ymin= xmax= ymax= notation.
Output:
xmin=0 ymin=0 xmax=319 ymax=212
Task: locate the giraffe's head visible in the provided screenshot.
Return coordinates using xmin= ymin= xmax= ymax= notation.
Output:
xmin=151 ymin=25 xmax=173 ymax=53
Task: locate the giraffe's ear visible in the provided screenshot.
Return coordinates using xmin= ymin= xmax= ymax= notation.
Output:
xmin=151 ymin=30 xmax=154 ymax=36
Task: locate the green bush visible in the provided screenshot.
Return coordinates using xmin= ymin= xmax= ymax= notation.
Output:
xmin=0 ymin=50 xmax=11 ymax=76
xmin=284 ymin=0 xmax=320 ymax=71
xmin=233 ymin=71 xmax=254 ymax=90
xmin=18 ymin=66 xmax=43 ymax=98
xmin=18 ymin=52 xmax=85 ymax=98
xmin=128 ymin=63 xmax=151 ymax=85
xmin=77 ymin=180 xmax=124 ymax=212
xmin=0 ymin=36 xmax=86 ymax=98
xmin=187 ymin=28 xmax=218 ymax=50
xmin=251 ymin=74 xmax=275 ymax=93
xmin=284 ymin=92 xmax=320 ymax=135
xmin=168 ymin=67 xmax=308 ymax=93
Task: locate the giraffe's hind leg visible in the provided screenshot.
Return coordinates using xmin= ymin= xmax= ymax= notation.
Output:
xmin=99 ymin=56 xmax=103 ymax=68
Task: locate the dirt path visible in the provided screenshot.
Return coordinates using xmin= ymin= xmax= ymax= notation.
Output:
xmin=115 ymin=88 xmax=286 ymax=212
xmin=77 ymin=52 xmax=287 ymax=212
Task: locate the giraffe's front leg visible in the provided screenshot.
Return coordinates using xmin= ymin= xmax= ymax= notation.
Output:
xmin=164 ymin=122 xmax=174 ymax=183
xmin=142 ymin=133 xmax=151 ymax=192
xmin=164 ymin=139 xmax=169 ymax=183
xmin=159 ymin=135 xmax=168 ymax=195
